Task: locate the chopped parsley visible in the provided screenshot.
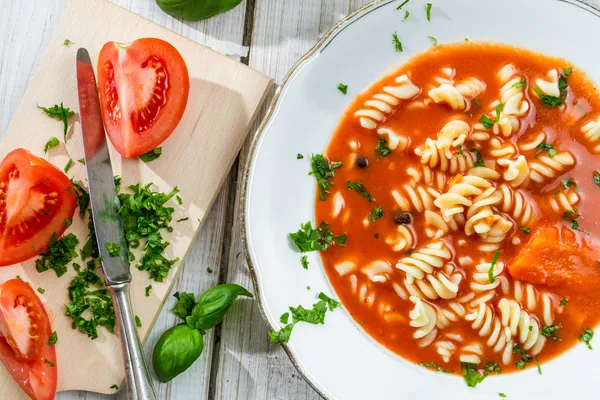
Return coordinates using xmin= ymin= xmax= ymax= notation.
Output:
xmin=35 ymin=233 xmax=79 ymax=277
xmin=135 ymin=315 xmax=142 ymax=327
xmin=427 ymin=36 xmax=438 ymax=46
xmin=536 ymin=356 xmax=542 ymax=375
xmin=337 ymin=83 xmax=348 ymax=95
xmin=310 ymin=154 xmax=343 ymax=201
xmin=485 ymin=360 xmax=502 ymax=374
xmin=289 ymin=221 xmax=347 ymax=252
xmin=474 ymin=98 xmax=482 ymax=108
xmin=145 ymin=285 xmax=152 ymax=297
xmin=368 ymin=206 xmax=385 ymax=222
xmin=579 ymin=328 xmax=594 ymax=349
xmin=78 ymin=158 xmax=85 ymax=165
xmin=472 ymin=148 xmax=485 ymax=167
xmin=402 ymin=10 xmax=410 ymax=21
xmin=176 ymin=217 xmax=189 ymax=222
xmin=541 ymin=323 xmax=562 ymax=341
xmin=457 ymin=145 xmax=463 ymax=155
xmin=520 ymin=226 xmax=530 ymax=235
xmin=65 ymin=218 xmax=72 ymax=228
xmin=105 ymin=242 xmax=120 ymax=257
xmin=593 ymin=171 xmax=600 ymax=188
xmin=207 ymin=267 xmax=213 ymax=273
xmin=65 ymin=261 xmax=116 ymax=339
xmin=280 ymin=312 xmax=290 ymax=324
xmin=38 ymin=103 xmax=75 ymax=142
xmin=110 ymin=384 xmax=119 ymax=390
xmin=479 ymin=114 xmax=495 ymax=129
xmin=461 ymin=362 xmax=486 ymax=388
xmin=534 ymin=74 xmax=568 ymax=108
xmin=44 ymin=359 xmax=55 ymax=367
xmin=397 ymin=0 xmax=409 ymax=9
xmin=48 ymin=331 xmax=58 ymax=346
xmin=560 ymin=298 xmax=568 ymax=306
xmin=562 ymin=178 xmax=575 ymax=189
xmin=488 ymin=250 xmax=500 ymax=283
xmin=44 ymin=137 xmax=59 ymax=153
xmin=392 ymin=32 xmax=403 ymax=52
xmin=117 ymin=183 xmax=180 ymax=282
xmin=269 ymin=293 xmax=340 ymax=344
xmin=63 ymin=39 xmax=71 ymax=46
xmin=570 ymin=219 xmax=580 ymax=231
xmin=297 ymin=153 xmax=304 ymax=159
xmin=300 ymin=255 xmax=309 ymax=269
xmin=513 ymin=77 xmax=526 ymax=88
xmin=426 ymin=2 xmax=432 ymax=21
xmin=347 ymin=181 xmax=374 ymax=202
xmin=418 ymin=361 xmax=453 ymax=373
xmin=375 ymin=138 xmax=392 ymax=158
xmin=37 ymin=287 xmax=46 ymax=294
xmin=139 ymin=147 xmax=162 ymax=162
xmin=536 ymin=142 xmax=557 ymax=159
xmin=513 ymin=344 xmax=533 ymax=369
xmin=71 ymin=180 xmax=90 ymax=219
xmin=64 ymin=159 xmax=74 ymax=173
xmin=563 ymin=67 xmax=573 ymax=76
xmin=499 ymin=394 xmax=506 ymax=399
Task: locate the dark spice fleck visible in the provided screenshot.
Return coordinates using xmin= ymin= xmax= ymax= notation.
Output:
xmin=394 ymin=213 xmax=411 ymax=225
xmin=356 ymin=156 xmax=369 ymax=168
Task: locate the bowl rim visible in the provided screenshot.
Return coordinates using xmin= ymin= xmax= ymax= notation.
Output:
xmin=240 ymin=0 xmax=600 ymax=398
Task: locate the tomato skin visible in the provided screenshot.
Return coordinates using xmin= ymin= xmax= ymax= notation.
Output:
xmin=0 ymin=280 xmax=57 ymax=400
xmin=0 ymin=149 xmax=76 ymax=267
xmin=97 ymin=38 xmax=190 ymax=157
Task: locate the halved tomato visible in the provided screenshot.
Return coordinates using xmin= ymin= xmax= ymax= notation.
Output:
xmin=0 ymin=149 xmax=76 ymax=266
xmin=97 ymin=38 xmax=190 ymax=157
xmin=0 ymin=279 xmax=57 ymax=400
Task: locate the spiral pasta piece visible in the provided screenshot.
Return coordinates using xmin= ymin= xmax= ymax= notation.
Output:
xmin=377 ymin=127 xmax=409 ymax=151
xmin=465 ymin=187 xmax=502 ymax=236
xmin=470 ymin=260 xmax=505 ymax=293
xmin=548 ymin=188 xmax=579 ymax=214
xmin=478 ymin=215 xmax=513 ymax=252
xmin=385 ymin=225 xmax=416 ymax=252
xmin=415 ymin=138 xmax=476 ymax=173
xmin=436 ymin=120 xmax=470 ymax=158
xmin=497 ymin=64 xmax=530 ymax=117
xmin=529 ymin=152 xmax=575 ymax=184
xmin=354 ymin=75 xmax=421 ymax=129
xmin=402 ymin=263 xmax=463 ymax=300
xmin=428 ymin=83 xmax=466 ymax=111
xmin=406 ymin=166 xmax=447 ymax=191
xmin=489 ymin=137 xmax=517 ymax=159
xmin=518 ymin=130 xmax=547 ymax=152
xmin=391 ymin=184 xmax=441 ymax=213
xmin=436 ymin=301 xmax=467 ymax=329
xmin=361 ymin=260 xmax=393 ymax=283
xmin=396 ymin=240 xmax=453 ymax=280
xmin=581 ymin=116 xmax=600 ymax=153
xmin=465 ymin=303 xmax=514 ymax=364
xmin=498 ymin=155 xmax=530 ymax=188
xmin=435 ymin=338 xmax=458 ymax=363
xmin=459 ymin=343 xmax=485 ymax=364
xmin=409 ymin=296 xmax=438 ymax=346
xmin=497 ymin=183 xmax=536 ymax=226
xmin=434 ymin=175 xmax=492 ymax=219
xmin=456 ymin=77 xmax=486 ymax=99
xmin=498 ymin=298 xmax=546 ymax=355
xmin=535 ymin=69 xmax=561 ymax=98
xmin=424 ymin=210 xmax=464 ymax=239
xmin=510 ymin=281 xmax=562 ymax=326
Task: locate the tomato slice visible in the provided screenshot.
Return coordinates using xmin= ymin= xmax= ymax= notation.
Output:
xmin=0 ymin=280 xmax=57 ymax=400
xmin=0 ymin=149 xmax=76 ymax=266
xmin=97 ymin=38 xmax=190 ymax=158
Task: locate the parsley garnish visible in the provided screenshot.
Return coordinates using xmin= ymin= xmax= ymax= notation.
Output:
xmin=479 ymin=114 xmax=495 ymax=129
xmin=541 ymin=323 xmax=562 ymax=341
xmin=499 ymin=394 xmax=506 ymax=398
xmin=268 ymin=323 xmax=294 ymax=344
xmin=65 ymin=218 xmax=72 ymax=228
xmin=474 ymin=98 xmax=482 ymax=108
xmin=485 ymin=360 xmax=502 ymax=374
xmin=37 ymin=287 xmax=46 ymax=294
xmin=63 ymin=39 xmax=71 ymax=46
xmin=593 ymin=172 xmax=600 ymax=188
xmin=375 ymin=138 xmax=392 ymax=157
xmin=65 ymin=261 xmax=116 ymax=339
xmin=297 ymin=153 xmax=304 ymax=159
xmin=38 ymin=103 xmax=75 ymax=142
xmin=289 ymin=221 xmax=347 ymax=252
xmin=457 ymin=145 xmax=463 ymax=155
xmin=579 ymin=328 xmax=594 ymax=349
xmin=145 ymin=285 xmax=152 ymax=297
xmin=135 ymin=315 xmax=142 ymax=327
xmin=426 ymin=2 xmax=432 ymax=21
xmin=397 ymin=0 xmax=409 ymax=9
xmin=110 ymin=384 xmax=119 ymax=390
xmin=139 ymin=147 xmax=162 ymax=162
xmin=176 ymin=217 xmax=189 ymax=222
xmin=105 ymin=242 xmax=120 ymax=257
xmin=462 ymin=362 xmax=486 ymax=388
xmin=368 ymin=206 xmax=385 ymax=222
xmin=536 ymin=356 xmax=542 ymax=375
xmin=310 ymin=154 xmax=343 ymax=201
xmin=570 ymin=219 xmax=580 ymax=231
xmin=44 ymin=137 xmax=59 ymax=153
xmin=533 ymin=74 xmax=568 ymax=109
xmin=64 ymin=159 xmax=74 ymax=173
xmin=35 ymin=233 xmax=79 ymax=277
xmin=512 ymin=344 xmax=533 ymax=369
xmin=347 ymin=181 xmax=374 ymax=202
xmin=44 ymin=359 xmax=55 ymax=367
xmin=563 ymin=67 xmax=573 ymax=76
xmin=48 ymin=331 xmax=58 ymax=346
xmin=427 ymin=36 xmax=438 ymax=46
xmin=71 ymin=180 xmax=90 ymax=219
xmin=337 ymin=83 xmax=348 ymax=95
xmin=419 ymin=361 xmax=453 ymax=373
xmin=392 ymin=32 xmax=403 ymax=52
xmin=520 ymin=226 xmax=530 ymax=234
xmin=280 ymin=312 xmax=290 ymax=324
xmin=562 ymin=178 xmax=575 ymax=189
xmin=472 ymin=148 xmax=485 ymax=167
xmin=560 ymin=298 xmax=568 ymax=306
xmin=536 ymin=142 xmax=557 ymax=159
xmin=513 ymin=77 xmax=526 ymax=88
xmin=78 ymin=158 xmax=85 ymax=165
xmin=402 ymin=10 xmax=410 ymax=21
xmin=488 ymin=250 xmax=500 ymax=283
xmin=118 ymin=183 xmax=180 ymax=282
xmin=207 ymin=267 xmax=213 ymax=273
xmin=301 ymin=255 xmax=309 ymax=269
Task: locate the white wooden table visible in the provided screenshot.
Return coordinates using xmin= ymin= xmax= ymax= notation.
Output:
xmin=0 ymin=0 xmax=374 ymax=398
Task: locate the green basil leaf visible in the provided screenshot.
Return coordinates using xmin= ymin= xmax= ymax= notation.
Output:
xmin=185 ymin=284 xmax=252 ymax=330
xmin=152 ymin=324 xmax=203 ymax=382
xmin=156 ymin=0 xmax=243 ymax=21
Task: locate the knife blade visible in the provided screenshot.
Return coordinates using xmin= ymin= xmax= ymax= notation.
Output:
xmin=76 ymin=48 xmax=130 ymax=285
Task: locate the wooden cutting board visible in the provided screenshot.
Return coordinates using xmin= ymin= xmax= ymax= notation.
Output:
xmin=0 ymin=0 xmax=271 ymax=397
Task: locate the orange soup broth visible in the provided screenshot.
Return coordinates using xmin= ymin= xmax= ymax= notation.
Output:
xmin=315 ymin=42 xmax=600 ymax=373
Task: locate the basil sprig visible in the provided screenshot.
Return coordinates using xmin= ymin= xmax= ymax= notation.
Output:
xmin=152 ymin=283 xmax=252 ymax=382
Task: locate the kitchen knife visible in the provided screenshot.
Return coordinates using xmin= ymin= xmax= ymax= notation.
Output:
xmin=76 ymin=47 xmax=156 ymax=400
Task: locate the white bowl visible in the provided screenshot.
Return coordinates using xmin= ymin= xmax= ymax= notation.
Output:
xmin=244 ymin=0 xmax=600 ymax=398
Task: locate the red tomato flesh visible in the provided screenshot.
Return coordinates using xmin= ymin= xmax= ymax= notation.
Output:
xmin=0 ymin=279 xmax=57 ymax=400
xmin=97 ymin=38 xmax=190 ymax=157
xmin=0 ymin=149 xmax=76 ymax=266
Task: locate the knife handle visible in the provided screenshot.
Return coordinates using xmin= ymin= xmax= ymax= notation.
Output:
xmin=111 ymin=283 xmax=157 ymax=400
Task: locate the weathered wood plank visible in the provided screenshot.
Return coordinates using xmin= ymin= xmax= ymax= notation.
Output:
xmin=0 ymin=0 xmax=249 ymax=399
xmin=214 ymin=1 xmax=373 ymax=399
